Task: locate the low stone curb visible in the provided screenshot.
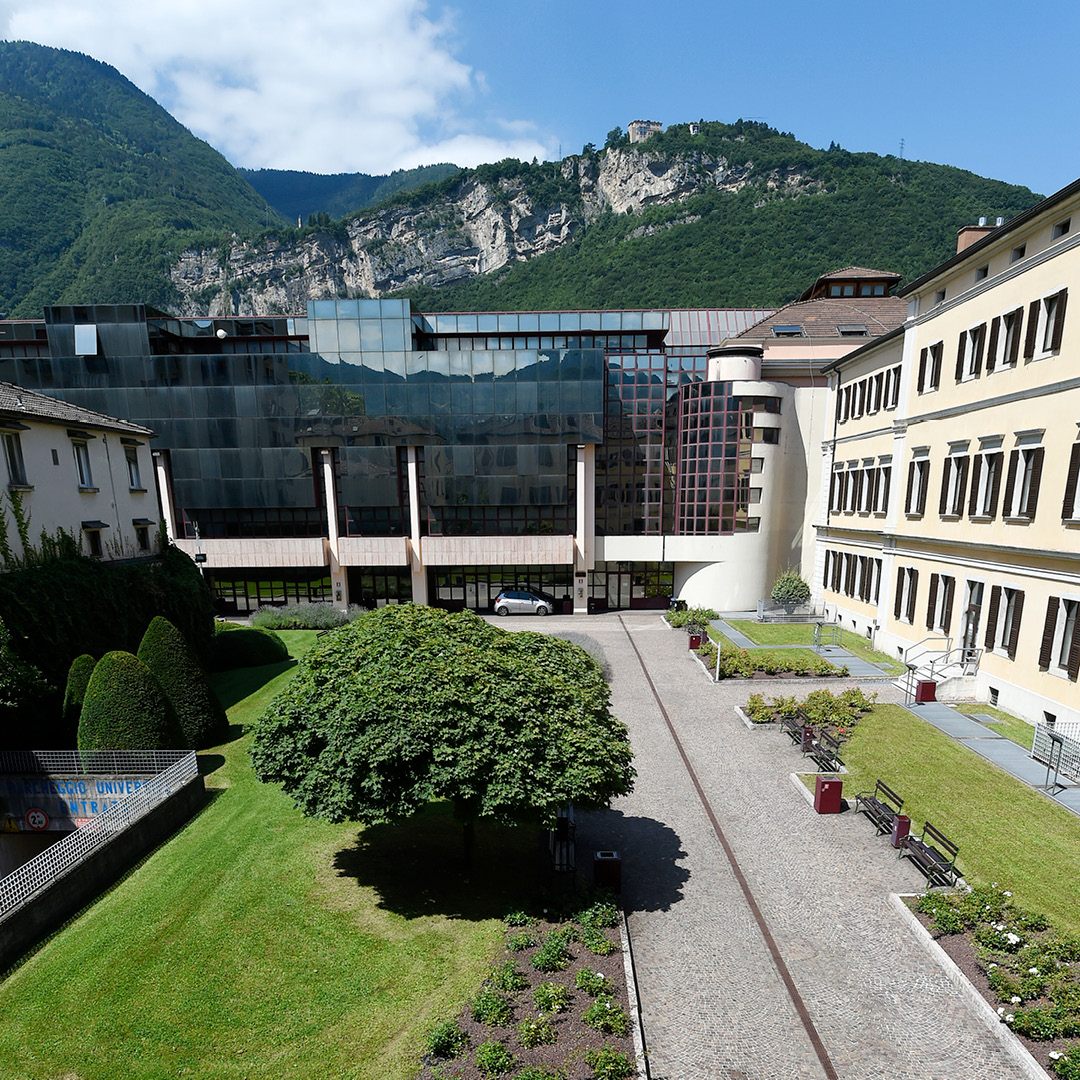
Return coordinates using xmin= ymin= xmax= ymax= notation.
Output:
xmin=619 ymin=911 xmax=649 ymax=1079
xmin=889 ymin=893 xmax=1050 ymax=1080
xmin=733 ymin=705 xmax=770 ymax=731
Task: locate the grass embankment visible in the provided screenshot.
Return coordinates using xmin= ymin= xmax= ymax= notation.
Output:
xmin=0 ymin=630 xmax=531 ymax=1080
xmin=728 ymin=619 xmax=905 ymax=674
xmin=821 ymin=704 xmax=1080 ymax=932
xmin=957 ymin=704 xmax=1036 ymax=749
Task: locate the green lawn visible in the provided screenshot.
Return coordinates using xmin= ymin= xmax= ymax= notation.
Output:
xmin=820 ymin=704 xmax=1080 ymax=931
xmin=727 ymin=619 xmax=905 ymax=674
xmin=0 ymin=630 xmax=532 ymax=1080
xmin=957 ymin=704 xmax=1036 ymax=749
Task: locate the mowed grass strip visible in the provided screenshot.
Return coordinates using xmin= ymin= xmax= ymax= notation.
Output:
xmin=833 ymin=704 xmax=1080 ymax=932
xmin=0 ymin=630 xmax=517 ymax=1080
xmin=958 ymin=704 xmax=1036 ymax=749
xmin=727 ymin=619 xmax=905 ymax=673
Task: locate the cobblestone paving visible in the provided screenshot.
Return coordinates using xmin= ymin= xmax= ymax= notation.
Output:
xmin=533 ymin=613 xmax=1032 ymax=1080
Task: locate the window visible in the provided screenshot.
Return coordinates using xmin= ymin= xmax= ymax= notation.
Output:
xmin=1024 ymin=289 xmax=1068 ymax=359
xmin=968 ymin=450 xmax=1003 ymax=518
xmin=124 ymin=445 xmax=142 ymax=490
xmin=1002 ymin=446 xmax=1044 ymax=520
xmin=975 ymin=264 xmax=989 ymax=282
xmin=868 ymin=372 xmax=884 ymax=413
xmin=917 ymin=341 xmax=944 ymax=392
xmin=884 ymin=365 xmax=901 ymax=409
xmin=894 ymin=567 xmax=919 ymax=623
xmin=1010 ymin=244 xmax=1026 ymax=263
xmin=73 ymin=441 xmax=93 ymax=488
xmin=828 ymin=284 xmax=855 ymax=297
xmin=1039 ymin=596 xmax=1080 ymax=680
xmin=934 ymin=288 xmax=946 ymax=305
xmin=938 ymin=453 xmax=969 ymax=517
xmin=857 ymin=283 xmax=886 ymax=297
xmin=925 ymin=573 xmax=955 ymax=632
xmin=2 ymin=429 xmax=27 ymax=486
xmin=905 ymin=457 xmax=930 ymax=516
xmin=873 ymin=463 xmax=891 ymax=514
xmin=772 ymin=325 xmax=804 ymax=338
xmin=1062 ymin=443 xmax=1080 ymax=521
xmin=954 ymin=324 xmax=986 ymax=381
xmin=1053 ymin=218 xmax=1071 ymax=240
xmin=986 ymin=307 xmax=1023 ymax=371
xmin=135 ymin=525 xmax=150 ymax=552
xmin=83 ymin=527 xmax=103 ymax=558
xmin=837 ymin=324 xmax=869 ymax=337
xmin=985 ymin=585 xmax=1024 ymax=659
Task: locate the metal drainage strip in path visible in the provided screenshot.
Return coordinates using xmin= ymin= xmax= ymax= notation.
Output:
xmin=618 ymin=615 xmax=840 ymax=1080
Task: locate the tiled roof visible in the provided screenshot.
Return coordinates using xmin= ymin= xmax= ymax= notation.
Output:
xmin=735 ymin=296 xmax=908 ymax=342
xmin=813 ymin=266 xmax=902 ymax=282
xmin=0 ymin=382 xmax=153 ymax=436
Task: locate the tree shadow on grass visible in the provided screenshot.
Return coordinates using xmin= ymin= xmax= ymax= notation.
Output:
xmin=208 ymin=659 xmax=296 ymax=711
xmin=331 ymin=804 xmax=689 ymax=920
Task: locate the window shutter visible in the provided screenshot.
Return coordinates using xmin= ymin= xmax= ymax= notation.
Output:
xmin=1039 ymin=597 xmax=1059 ymax=670
xmin=926 ymin=574 xmax=939 ymax=629
xmin=1024 ymin=300 xmax=1040 ymax=357
xmin=905 ymin=461 xmax=915 ymax=513
xmin=823 ymin=550 xmax=831 ymax=584
xmin=942 ymin=578 xmax=955 ymax=634
xmin=1003 ymin=450 xmax=1019 ymax=515
xmin=1024 ymin=447 xmax=1044 ymax=519
xmin=955 ymin=332 xmax=966 ymax=381
xmin=833 ymin=554 xmax=842 ymax=591
xmin=1062 ymin=444 xmax=1080 ymax=519
xmin=1009 ymin=307 xmax=1024 ymax=364
xmin=829 ymin=472 xmax=838 ymax=512
xmin=1069 ymin=617 xmax=1080 ymax=682
xmin=984 ymin=585 xmax=1001 ymax=648
xmin=968 ymin=454 xmax=982 ymax=516
xmin=938 ymin=459 xmax=951 ymax=515
xmin=1051 ymin=288 xmax=1068 ymax=351
xmin=988 ymin=452 xmax=1003 ymax=517
xmin=917 ymin=462 xmax=929 ymax=515
xmin=931 ymin=342 xmax=943 ymax=386
xmin=955 ymin=457 xmax=969 ymax=514
xmin=973 ymin=323 xmax=985 ymax=376
xmin=917 ymin=348 xmax=927 ymax=393
xmin=986 ymin=317 xmax=1000 ymax=373
xmin=1007 ymin=591 xmax=1024 ymax=660
xmin=906 ymin=570 xmax=918 ymax=624
xmin=894 ymin=569 xmax=904 ymax=620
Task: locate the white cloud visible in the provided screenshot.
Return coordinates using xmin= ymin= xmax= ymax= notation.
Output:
xmin=0 ymin=0 xmax=551 ymax=173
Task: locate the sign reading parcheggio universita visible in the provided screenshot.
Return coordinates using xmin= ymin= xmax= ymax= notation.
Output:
xmin=1 ymin=775 xmax=167 ymax=831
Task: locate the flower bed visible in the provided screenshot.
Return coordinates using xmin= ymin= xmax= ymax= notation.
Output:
xmin=913 ymin=884 xmax=1080 ymax=1077
xmin=697 ymin=640 xmax=849 ymax=679
xmin=743 ymin=687 xmax=876 ymax=730
xmin=665 ymin=606 xmax=718 ymax=629
xmin=418 ymin=899 xmax=636 ymax=1080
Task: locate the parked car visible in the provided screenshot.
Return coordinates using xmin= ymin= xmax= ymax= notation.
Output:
xmin=492 ymin=588 xmax=555 ymax=616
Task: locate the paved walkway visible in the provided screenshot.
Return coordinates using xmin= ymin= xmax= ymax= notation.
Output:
xmin=530 ymin=612 xmax=1033 ymax=1080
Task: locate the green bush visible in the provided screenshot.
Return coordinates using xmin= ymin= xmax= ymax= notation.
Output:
xmin=575 ymin=969 xmax=609 ymax=996
xmin=581 ymin=927 xmax=617 ymax=956
xmin=475 ymin=1041 xmax=515 ymax=1078
xmin=489 ymin=960 xmax=528 ymax=993
xmin=583 ymin=1046 xmax=634 ymax=1079
xmin=208 ymin=627 xmax=289 ymax=671
xmin=770 ymin=568 xmax=810 ymax=604
xmin=471 ymin=987 xmax=514 ymax=1027
xmin=138 ymin=617 xmax=228 ymax=749
xmin=576 ymin=901 xmax=620 ymax=931
xmin=425 ymin=1018 xmax=467 ymax=1059
xmin=514 ymin=1067 xmax=564 ymax=1080
xmin=517 ymin=1016 xmax=555 ymax=1049
xmin=77 ymin=651 xmax=188 ymax=751
xmin=581 ymin=996 xmax=630 ymax=1037
xmin=0 ymin=614 xmax=51 ymax=737
xmin=666 ymin=607 xmax=718 ymax=628
xmin=62 ymin=654 xmax=96 ymax=735
xmin=532 ymin=981 xmax=570 ymax=1014
xmin=507 ymin=929 xmax=538 ymax=952
xmin=251 ymin=602 xmax=366 ymax=630
xmin=530 ymin=931 xmax=572 ymax=973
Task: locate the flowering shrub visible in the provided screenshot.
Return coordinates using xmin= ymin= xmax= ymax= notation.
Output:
xmin=425 ymin=1018 xmax=467 ymax=1058
xmin=582 ymin=996 xmax=630 ymax=1037
xmin=666 ymin=606 xmax=719 ymax=628
xmin=489 ymin=960 xmax=528 ymax=993
xmin=576 ymin=969 xmax=609 ymax=996
xmin=533 ymin=981 xmax=570 ymax=1014
xmin=475 ymin=1040 xmax=515 ymax=1077
xmin=471 ymin=987 xmax=515 ymax=1026
xmin=517 ymin=1016 xmax=556 ymax=1048
xmin=715 ymin=646 xmax=848 ymax=679
xmin=584 ymin=1046 xmax=635 ymax=1080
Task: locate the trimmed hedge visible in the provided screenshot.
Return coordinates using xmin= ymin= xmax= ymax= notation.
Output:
xmin=62 ymin=654 xmax=97 ymax=739
xmin=77 ymin=651 xmax=188 ymax=752
xmin=209 ymin=627 xmax=290 ymax=671
xmin=138 ymin=617 xmax=229 ymax=749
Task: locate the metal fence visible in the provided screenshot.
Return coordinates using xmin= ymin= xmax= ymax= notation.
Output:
xmin=1032 ymin=724 xmax=1080 ymax=781
xmin=0 ymin=751 xmax=198 ymax=918
xmin=0 ymin=750 xmax=189 ymax=775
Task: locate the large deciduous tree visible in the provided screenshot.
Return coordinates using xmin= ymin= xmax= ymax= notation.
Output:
xmin=250 ymin=605 xmax=634 ymax=855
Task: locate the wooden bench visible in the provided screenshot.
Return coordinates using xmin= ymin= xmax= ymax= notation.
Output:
xmin=899 ymin=821 xmax=959 ymax=886
xmin=807 ymin=729 xmax=844 ymax=772
xmin=779 ymin=713 xmax=804 ymax=746
xmin=854 ymin=779 xmax=904 ymax=836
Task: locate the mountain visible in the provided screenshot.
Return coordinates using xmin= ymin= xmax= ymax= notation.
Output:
xmin=170 ymin=123 xmax=1041 ymax=316
xmin=0 ymin=40 xmax=276 ymax=316
xmin=240 ymin=164 xmax=462 ymax=225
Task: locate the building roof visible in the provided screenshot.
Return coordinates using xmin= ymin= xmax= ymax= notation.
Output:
xmin=734 ymin=296 xmax=908 ymax=343
xmin=0 ymin=382 xmax=153 ymax=436
xmin=797 ymin=266 xmax=903 ymax=301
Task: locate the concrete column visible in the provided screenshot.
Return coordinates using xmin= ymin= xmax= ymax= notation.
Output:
xmin=151 ymin=451 xmax=176 ymax=541
xmin=320 ymin=449 xmax=348 ymax=609
xmin=573 ymin=444 xmax=595 ymax=614
xmin=406 ymin=447 xmax=428 ymax=605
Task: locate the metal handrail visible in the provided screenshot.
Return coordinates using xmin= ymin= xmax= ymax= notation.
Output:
xmin=0 ymin=751 xmax=198 ymax=918
xmin=928 ymin=646 xmax=982 ymax=678
xmin=903 ymin=635 xmax=952 ymax=671
xmin=0 ymin=750 xmax=189 ymax=775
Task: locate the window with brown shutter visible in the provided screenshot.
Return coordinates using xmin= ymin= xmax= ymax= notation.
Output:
xmin=894 ymin=569 xmax=904 ymax=620
xmin=986 ymin=318 xmax=1000 ymax=373
xmin=968 ymin=455 xmax=982 ymax=516
xmin=1050 ymin=288 xmax=1068 ymax=351
xmin=1008 ymin=307 xmax=1024 ymax=365
xmin=926 ymin=574 xmax=939 ymax=630
xmin=955 ymin=332 xmax=967 ymax=382
xmin=1039 ymin=596 xmax=1060 ymax=670
xmin=942 ymin=577 xmax=955 ymax=634
xmin=973 ymin=323 xmax=985 ymax=375
xmin=1024 ymin=300 xmax=1041 ymax=358
xmin=985 ymin=586 xmax=1001 ymax=649
xmin=1063 ymin=444 xmax=1080 ymax=520
xmin=906 ymin=569 xmax=919 ymax=624
xmin=1003 ymin=450 xmax=1019 ymax=514
xmin=1023 ymin=447 xmax=1044 ymax=519
xmin=1007 ymin=592 xmax=1024 ymax=660
xmin=938 ymin=460 xmax=951 ymax=516
xmin=917 ymin=348 xmax=928 ymax=393
xmin=916 ymin=461 xmax=929 ymax=516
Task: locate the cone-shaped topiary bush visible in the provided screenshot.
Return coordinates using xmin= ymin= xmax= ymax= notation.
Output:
xmin=209 ymin=627 xmax=289 ymax=672
xmin=63 ymin=653 xmax=97 ymax=734
xmin=138 ymin=617 xmax=228 ymax=749
xmin=77 ymin=651 xmax=188 ymax=752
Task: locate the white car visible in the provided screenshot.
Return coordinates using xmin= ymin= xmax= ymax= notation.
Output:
xmin=492 ymin=589 xmax=555 ymax=616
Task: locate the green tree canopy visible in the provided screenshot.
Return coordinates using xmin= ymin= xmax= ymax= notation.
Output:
xmin=250 ymin=605 xmax=635 ymax=832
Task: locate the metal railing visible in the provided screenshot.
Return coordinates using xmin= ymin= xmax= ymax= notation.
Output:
xmin=927 ymin=646 xmax=982 ymax=678
xmin=0 ymin=751 xmax=198 ymax=918
xmin=1033 ymin=724 xmax=1080 ymax=783
xmin=902 ymin=635 xmax=952 ymax=673
xmin=813 ymin=621 xmax=842 ymax=648
xmin=0 ymin=750 xmax=189 ymax=776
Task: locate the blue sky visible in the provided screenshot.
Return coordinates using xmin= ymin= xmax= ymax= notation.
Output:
xmin=2 ymin=0 xmax=1076 ymax=196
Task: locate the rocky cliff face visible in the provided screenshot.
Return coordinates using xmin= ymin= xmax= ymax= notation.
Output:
xmin=168 ymin=147 xmax=803 ymax=316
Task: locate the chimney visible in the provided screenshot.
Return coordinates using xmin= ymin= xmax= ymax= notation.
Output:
xmin=956 ymin=217 xmax=997 ymax=253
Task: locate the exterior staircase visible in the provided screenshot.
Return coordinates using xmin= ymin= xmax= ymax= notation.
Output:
xmin=896 ymin=635 xmax=983 ymax=702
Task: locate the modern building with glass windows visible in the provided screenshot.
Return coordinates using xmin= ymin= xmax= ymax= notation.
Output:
xmin=0 ymin=274 xmax=901 ymax=615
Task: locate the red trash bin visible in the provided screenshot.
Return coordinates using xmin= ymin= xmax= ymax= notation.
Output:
xmin=594 ymin=850 xmax=622 ymax=891
xmin=688 ymin=633 xmax=702 ymax=650
xmin=814 ymin=774 xmax=843 ymax=814
xmin=891 ymin=814 xmax=911 ymax=849
xmin=915 ymin=680 xmax=937 ymax=703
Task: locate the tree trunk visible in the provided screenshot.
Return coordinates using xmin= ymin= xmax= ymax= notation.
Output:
xmin=462 ymin=820 xmax=475 ymax=869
